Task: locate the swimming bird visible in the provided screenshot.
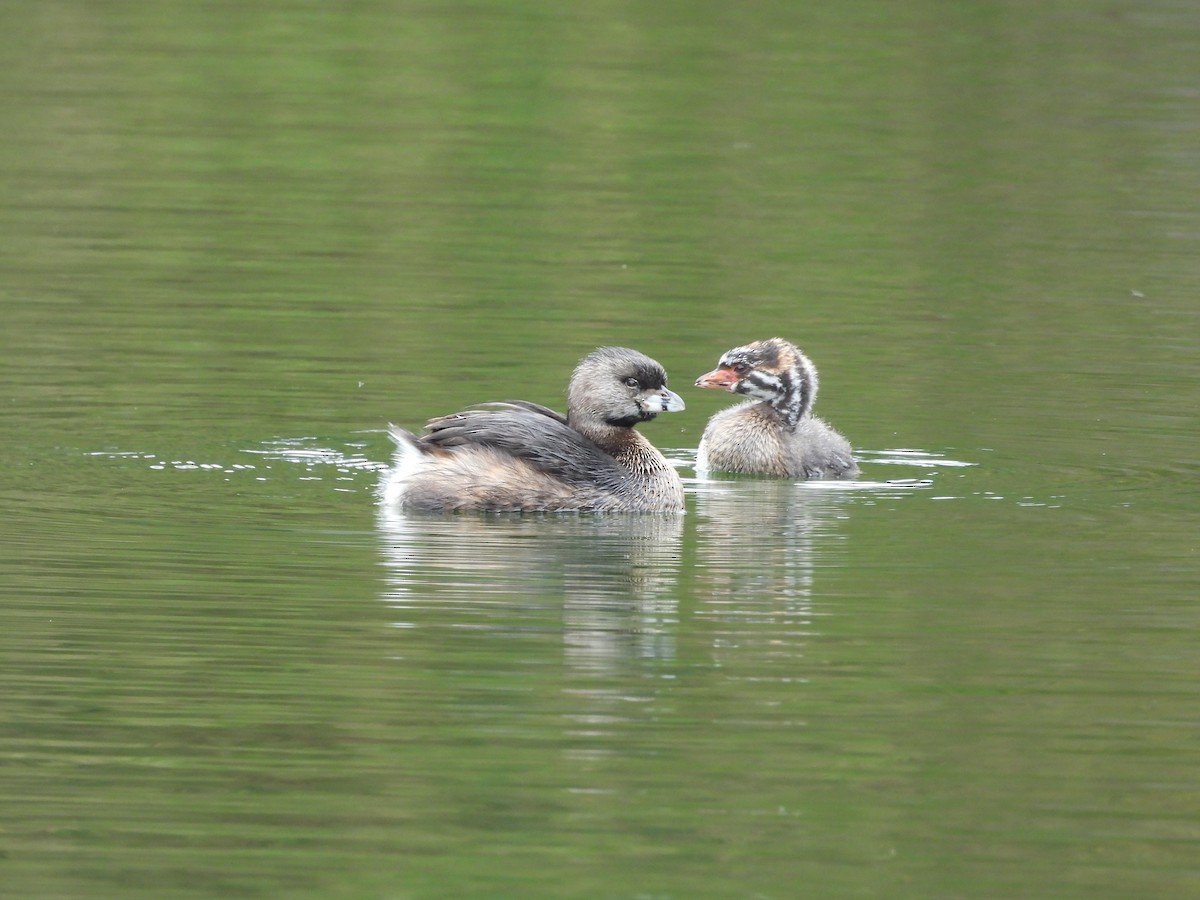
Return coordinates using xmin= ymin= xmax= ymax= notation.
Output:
xmin=384 ymin=347 xmax=686 ymax=512
xmin=694 ymin=337 xmax=858 ymax=479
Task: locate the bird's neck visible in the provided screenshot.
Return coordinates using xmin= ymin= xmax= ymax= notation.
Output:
xmin=770 ymin=359 xmax=817 ymax=430
xmin=580 ymin=424 xmax=666 ymax=474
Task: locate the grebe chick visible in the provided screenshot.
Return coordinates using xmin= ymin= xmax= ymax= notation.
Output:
xmin=385 ymin=347 xmax=686 ymax=512
xmin=694 ymin=337 xmax=858 ymax=479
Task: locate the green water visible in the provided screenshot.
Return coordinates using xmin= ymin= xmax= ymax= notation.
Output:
xmin=3 ymin=2 xmax=1199 ymax=898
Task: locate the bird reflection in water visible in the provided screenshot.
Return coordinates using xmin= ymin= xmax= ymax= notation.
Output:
xmin=376 ymin=505 xmax=683 ymax=668
xmin=690 ymin=476 xmax=855 ymax=664
xmin=376 ymin=506 xmax=684 ymax=757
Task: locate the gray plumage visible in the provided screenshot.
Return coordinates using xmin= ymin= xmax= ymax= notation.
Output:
xmin=384 ymin=347 xmax=685 ymax=512
xmin=695 ymin=337 xmax=858 ymax=479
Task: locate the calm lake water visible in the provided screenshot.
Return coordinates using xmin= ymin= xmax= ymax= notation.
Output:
xmin=3 ymin=2 xmax=1199 ymax=898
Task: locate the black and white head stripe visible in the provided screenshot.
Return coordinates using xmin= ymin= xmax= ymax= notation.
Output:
xmin=723 ymin=338 xmax=818 ymax=429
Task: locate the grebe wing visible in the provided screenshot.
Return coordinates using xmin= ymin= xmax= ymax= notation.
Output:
xmin=422 ymin=403 xmax=627 ymax=489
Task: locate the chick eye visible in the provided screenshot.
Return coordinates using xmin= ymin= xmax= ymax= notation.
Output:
xmin=730 ymin=362 xmax=749 ymax=375
xmin=623 ymin=376 xmax=641 ymax=388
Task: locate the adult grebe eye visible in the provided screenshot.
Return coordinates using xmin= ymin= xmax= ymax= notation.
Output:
xmin=623 ymin=376 xmax=640 ymax=388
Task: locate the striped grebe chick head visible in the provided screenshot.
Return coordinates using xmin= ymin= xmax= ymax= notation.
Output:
xmin=694 ymin=337 xmax=818 ymax=430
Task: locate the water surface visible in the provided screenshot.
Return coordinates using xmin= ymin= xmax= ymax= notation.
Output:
xmin=3 ymin=1 xmax=1199 ymax=898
